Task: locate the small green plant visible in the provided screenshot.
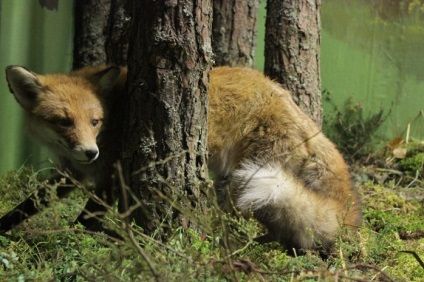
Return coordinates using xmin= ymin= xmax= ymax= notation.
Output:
xmin=399 ymin=152 xmax=424 ymax=176
xmin=323 ymin=89 xmax=389 ymax=160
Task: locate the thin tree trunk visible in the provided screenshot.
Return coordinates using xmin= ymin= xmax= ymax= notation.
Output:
xmin=73 ymin=0 xmax=111 ymax=68
xmin=105 ymin=0 xmax=130 ymax=66
xmin=73 ymin=0 xmax=130 ymax=68
xmin=264 ymin=0 xmax=322 ymax=125
xmin=212 ymin=0 xmax=259 ymax=67
xmin=123 ymin=0 xmax=212 ymax=237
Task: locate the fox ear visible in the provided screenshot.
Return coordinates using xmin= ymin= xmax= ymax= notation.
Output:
xmin=5 ymin=66 xmax=42 ymax=110
xmin=95 ymin=66 xmax=121 ymax=92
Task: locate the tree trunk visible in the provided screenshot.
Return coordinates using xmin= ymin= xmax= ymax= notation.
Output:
xmin=123 ymin=0 xmax=212 ymax=237
xmin=212 ymin=0 xmax=259 ymax=67
xmin=264 ymin=0 xmax=322 ymax=125
xmin=74 ymin=0 xmax=130 ymax=68
xmin=105 ymin=0 xmax=130 ymax=66
xmin=73 ymin=0 xmax=111 ymax=68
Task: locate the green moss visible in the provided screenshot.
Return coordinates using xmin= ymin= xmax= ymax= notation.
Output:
xmin=0 ymin=168 xmax=423 ymax=281
xmin=399 ymin=152 xmax=424 ymax=173
xmin=361 ymin=182 xmax=415 ymax=213
xmin=0 ymin=166 xmax=44 ymax=213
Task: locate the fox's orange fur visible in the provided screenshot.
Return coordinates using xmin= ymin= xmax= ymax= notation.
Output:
xmin=3 ymin=65 xmax=127 ymax=230
xmin=209 ymin=67 xmax=361 ymax=250
xmin=3 ymin=65 xmax=361 ymax=251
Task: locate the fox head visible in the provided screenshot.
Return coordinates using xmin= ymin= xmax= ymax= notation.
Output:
xmin=5 ymin=66 xmax=121 ymax=165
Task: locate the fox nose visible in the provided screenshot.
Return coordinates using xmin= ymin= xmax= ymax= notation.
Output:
xmin=85 ymin=149 xmax=99 ymax=161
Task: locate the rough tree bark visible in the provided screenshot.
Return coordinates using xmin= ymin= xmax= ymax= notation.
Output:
xmin=105 ymin=0 xmax=130 ymax=66
xmin=73 ymin=0 xmax=110 ymax=68
xmin=123 ymin=0 xmax=212 ymax=236
xmin=73 ymin=0 xmax=129 ymax=68
xmin=264 ymin=0 xmax=322 ymax=125
xmin=212 ymin=0 xmax=259 ymax=67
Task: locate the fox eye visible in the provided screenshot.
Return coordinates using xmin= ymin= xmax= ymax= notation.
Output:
xmin=58 ymin=118 xmax=73 ymax=127
xmin=91 ymin=119 xmax=100 ymax=127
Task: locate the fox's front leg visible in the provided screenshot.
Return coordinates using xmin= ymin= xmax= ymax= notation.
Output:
xmin=75 ymin=180 xmax=116 ymax=232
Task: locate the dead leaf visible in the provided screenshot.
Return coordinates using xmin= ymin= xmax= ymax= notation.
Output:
xmin=387 ymin=136 xmax=404 ymax=149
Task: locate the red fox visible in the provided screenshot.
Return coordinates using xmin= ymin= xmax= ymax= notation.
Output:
xmin=2 ymin=65 xmax=361 ymax=251
xmin=2 ymin=65 xmax=127 ymax=232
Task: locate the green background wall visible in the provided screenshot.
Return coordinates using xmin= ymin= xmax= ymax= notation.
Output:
xmin=0 ymin=1 xmax=73 ymax=173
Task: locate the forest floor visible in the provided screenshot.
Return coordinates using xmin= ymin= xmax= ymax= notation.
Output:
xmin=0 ymin=144 xmax=423 ymax=281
